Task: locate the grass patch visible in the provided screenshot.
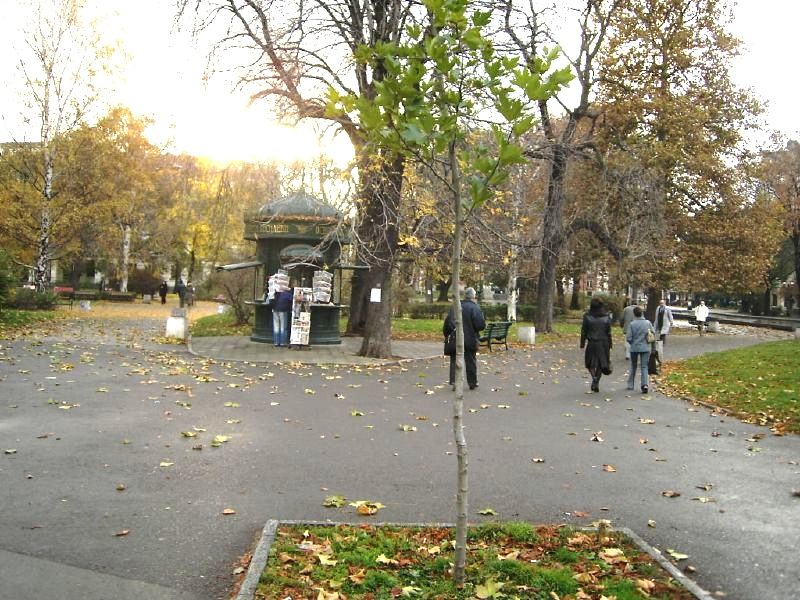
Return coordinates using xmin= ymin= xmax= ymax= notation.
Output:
xmin=660 ymin=339 xmax=800 ymax=433
xmin=0 ymin=308 xmax=60 ymax=339
xmin=190 ymin=311 xmax=251 ymax=337
xmin=254 ymin=523 xmax=694 ymax=599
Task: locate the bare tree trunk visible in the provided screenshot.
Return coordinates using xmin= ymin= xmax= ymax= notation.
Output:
xmin=448 ymin=139 xmax=468 ymax=585
xmin=507 ymin=256 xmax=518 ymax=321
xmin=354 ymin=155 xmax=404 ymax=358
xmin=535 ymin=142 xmax=569 ymax=332
xmin=120 ymin=223 xmax=131 ymax=292
xmin=34 ymin=150 xmax=54 ymax=292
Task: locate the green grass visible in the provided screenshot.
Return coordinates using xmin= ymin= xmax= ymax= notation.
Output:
xmin=0 ymin=308 xmax=60 ymax=338
xmin=190 ymin=311 xmax=251 ymax=337
xmin=253 ymin=523 xmax=694 ymax=599
xmin=191 ymin=313 xmax=584 ymax=345
xmin=661 ymin=339 xmax=800 ymax=433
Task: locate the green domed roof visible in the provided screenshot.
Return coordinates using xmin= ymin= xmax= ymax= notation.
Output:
xmin=255 ymin=189 xmax=339 ymax=221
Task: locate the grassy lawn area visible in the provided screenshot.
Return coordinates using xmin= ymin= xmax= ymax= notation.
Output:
xmin=191 ymin=312 xmax=584 ymax=346
xmin=0 ymin=308 xmax=61 ymax=338
xmin=660 ymin=339 xmax=800 ymax=434
xmin=254 ymin=522 xmax=694 ymax=599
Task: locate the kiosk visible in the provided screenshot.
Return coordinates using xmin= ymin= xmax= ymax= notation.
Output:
xmin=244 ymin=189 xmax=345 ymax=345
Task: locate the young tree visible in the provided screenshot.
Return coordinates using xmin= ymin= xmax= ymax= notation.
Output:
xmin=11 ymin=0 xmax=113 ymax=291
xmin=331 ymin=0 xmax=570 ymax=581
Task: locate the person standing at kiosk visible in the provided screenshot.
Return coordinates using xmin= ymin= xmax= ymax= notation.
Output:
xmin=271 ymin=288 xmax=293 ymax=347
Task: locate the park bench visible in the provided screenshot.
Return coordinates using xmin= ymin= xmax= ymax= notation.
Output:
xmin=479 ymin=320 xmax=513 ymax=352
xmin=73 ymin=290 xmax=100 ymax=302
xmin=105 ymin=292 xmax=137 ymax=302
xmin=53 ymin=286 xmax=74 ymax=308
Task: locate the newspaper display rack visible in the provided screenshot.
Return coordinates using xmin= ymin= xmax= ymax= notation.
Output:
xmin=289 ymin=287 xmax=313 ymax=346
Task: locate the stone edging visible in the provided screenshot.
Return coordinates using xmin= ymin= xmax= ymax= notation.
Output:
xmin=235 ymin=520 xmax=713 ymax=600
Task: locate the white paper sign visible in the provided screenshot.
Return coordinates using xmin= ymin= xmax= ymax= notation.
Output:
xmin=370 ymin=287 xmax=382 ymax=303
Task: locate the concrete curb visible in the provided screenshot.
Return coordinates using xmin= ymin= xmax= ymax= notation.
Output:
xmin=235 ymin=520 xmax=712 ymax=600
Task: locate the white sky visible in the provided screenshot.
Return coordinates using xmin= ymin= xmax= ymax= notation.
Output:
xmin=0 ymin=0 xmax=797 ymax=162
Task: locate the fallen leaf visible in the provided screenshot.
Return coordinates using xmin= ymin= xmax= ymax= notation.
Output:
xmin=691 ymin=496 xmax=716 ymax=503
xmin=661 ymin=490 xmax=681 ymax=498
xmin=591 ymin=432 xmax=604 ymax=442
xmin=475 ymin=578 xmax=504 ymax=599
xmin=4 ymin=449 xmax=17 ymax=454
xmin=531 ymin=457 xmax=546 ymax=463
xmin=317 ymin=554 xmax=339 ymax=567
xmin=478 ymin=507 xmax=497 ymax=516
xmin=116 ymin=484 xmax=126 ymax=491
xmin=375 ymin=553 xmax=398 ymax=565
xmin=323 ymin=495 xmax=347 ymax=508
xmin=349 ymin=500 xmax=385 ymax=515
xmin=222 ymin=508 xmax=236 ymax=515
xmin=113 ymin=529 xmax=130 ymax=537
xmin=350 ymin=410 xmax=364 ymax=417
xmin=667 ymin=549 xmax=689 ymax=561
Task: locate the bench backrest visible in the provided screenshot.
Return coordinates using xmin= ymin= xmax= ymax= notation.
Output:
xmin=487 ymin=321 xmax=512 ymax=335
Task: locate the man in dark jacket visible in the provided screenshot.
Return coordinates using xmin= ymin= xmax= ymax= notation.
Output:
xmin=443 ymin=287 xmax=486 ymax=390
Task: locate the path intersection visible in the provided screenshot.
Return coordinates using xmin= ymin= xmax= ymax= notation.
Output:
xmin=0 ymin=315 xmax=797 ymax=599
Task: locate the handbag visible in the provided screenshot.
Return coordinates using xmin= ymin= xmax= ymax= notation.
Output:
xmin=646 ymin=328 xmax=656 ymax=344
xmin=602 ymin=360 xmax=613 ymax=376
xmin=648 ymin=349 xmax=661 ymax=375
xmin=444 ymin=331 xmax=456 ymax=356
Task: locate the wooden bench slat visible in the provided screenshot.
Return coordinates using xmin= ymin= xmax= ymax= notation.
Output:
xmin=479 ymin=321 xmax=513 ymax=352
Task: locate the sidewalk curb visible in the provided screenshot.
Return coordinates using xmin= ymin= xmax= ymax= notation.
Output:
xmin=235 ymin=520 xmax=713 ymax=600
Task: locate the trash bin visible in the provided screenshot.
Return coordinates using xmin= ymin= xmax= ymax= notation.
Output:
xmin=518 ymin=326 xmax=535 ymax=345
xmin=165 ymin=308 xmax=187 ymax=339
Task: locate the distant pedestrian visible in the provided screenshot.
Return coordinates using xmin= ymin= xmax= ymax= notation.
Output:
xmin=174 ymin=279 xmax=186 ymax=308
xmin=443 ymin=287 xmax=486 ymax=390
xmin=184 ymin=281 xmax=195 ymax=307
xmin=271 ymin=288 xmax=294 ymax=347
xmin=654 ymin=299 xmax=674 ymax=358
xmin=694 ymin=301 xmax=709 ymax=335
xmin=626 ymin=306 xmax=655 ymax=393
xmin=158 ymin=281 xmax=168 ymax=305
xmin=580 ymin=297 xmax=613 ymax=393
xmin=619 ymin=300 xmax=638 ymax=360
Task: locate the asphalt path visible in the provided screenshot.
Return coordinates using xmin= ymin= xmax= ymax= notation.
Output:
xmin=1 ymin=317 xmax=798 ymax=599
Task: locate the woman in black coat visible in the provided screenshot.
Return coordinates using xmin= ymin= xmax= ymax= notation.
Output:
xmin=580 ymin=297 xmax=613 ymax=392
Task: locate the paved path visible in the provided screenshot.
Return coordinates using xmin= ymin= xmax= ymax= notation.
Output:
xmin=1 ymin=318 xmax=797 ymax=599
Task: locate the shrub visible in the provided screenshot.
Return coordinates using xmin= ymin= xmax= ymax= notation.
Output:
xmin=126 ymin=270 xmax=162 ymax=296
xmin=0 ymin=250 xmax=17 ymax=308
xmin=6 ymin=288 xmax=57 ymax=310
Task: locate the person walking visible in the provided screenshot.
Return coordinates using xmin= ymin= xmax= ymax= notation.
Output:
xmin=627 ymin=306 xmax=655 ymax=393
xmin=271 ymin=288 xmax=294 ymax=347
xmin=694 ymin=300 xmax=709 ymax=335
xmin=443 ymin=287 xmax=486 ymax=390
xmin=580 ymin=298 xmax=613 ymax=393
xmin=174 ymin=279 xmax=186 ymax=308
xmin=158 ymin=281 xmax=168 ymax=305
xmin=654 ymin=299 xmax=674 ymax=359
xmin=619 ymin=300 xmax=637 ymax=360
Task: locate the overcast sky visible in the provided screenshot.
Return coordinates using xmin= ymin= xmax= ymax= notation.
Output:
xmin=0 ymin=0 xmax=797 ymax=161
